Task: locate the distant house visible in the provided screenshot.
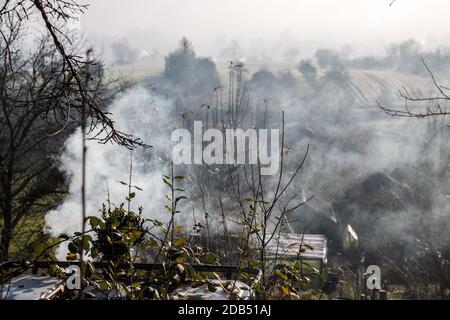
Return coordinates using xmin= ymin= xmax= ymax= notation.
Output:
xmin=266 ymin=233 xmax=328 ymax=275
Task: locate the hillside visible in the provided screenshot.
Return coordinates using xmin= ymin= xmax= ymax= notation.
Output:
xmin=345 ymin=69 xmax=436 ymax=107
xmin=107 ymin=62 xmax=438 ymax=109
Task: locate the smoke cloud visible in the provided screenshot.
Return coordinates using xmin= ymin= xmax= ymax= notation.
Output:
xmin=45 ymin=87 xmax=175 ymax=236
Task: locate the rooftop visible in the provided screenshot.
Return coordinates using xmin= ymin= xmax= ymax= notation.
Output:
xmin=266 ymin=233 xmax=328 ymax=262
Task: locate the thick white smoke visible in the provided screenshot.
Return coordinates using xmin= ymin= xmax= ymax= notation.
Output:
xmin=45 ymin=86 xmax=175 ymax=236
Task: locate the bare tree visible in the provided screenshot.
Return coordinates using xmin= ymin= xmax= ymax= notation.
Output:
xmin=378 ymin=58 xmax=450 ymax=118
xmin=377 ymin=56 xmax=450 ymax=297
xmin=0 ymin=17 xmax=123 ymax=260
xmin=0 ymin=0 xmax=146 ymax=149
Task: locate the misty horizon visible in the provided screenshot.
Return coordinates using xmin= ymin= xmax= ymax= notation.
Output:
xmin=81 ymin=0 xmax=450 ymax=59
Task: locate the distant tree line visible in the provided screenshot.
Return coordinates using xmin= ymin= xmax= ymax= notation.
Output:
xmin=306 ymin=39 xmax=450 ymax=78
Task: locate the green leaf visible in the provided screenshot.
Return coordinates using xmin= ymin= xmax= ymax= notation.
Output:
xmin=132 ymin=282 xmax=141 ymax=289
xmin=131 ymin=230 xmax=143 ymax=241
xmin=162 ymin=176 xmax=173 ymax=187
xmin=175 ymin=196 xmax=187 ymax=203
xmin=250 ymin=224 xmax=262 ymax=234
xmin=89 ymin=216 xmax=101 ymax=228
xmin=33 ymin=241 xmax=45 ymax=255
xmin=274 ymin=271 xmax=289 ymax=281
xmin=98 ymin=281 xmax=110 ymax=291
xmin=205 ymin=253 xmax=219 ymax=264
xmin=112 ymin=221 xmax=121 ymax=228
xmin=163 ymin=179 xmax=172 ymax=188
xmin=82 ymin=236 xmax=91 ymax=251
xmin=48 ymin=253 xmax=57 ymax=262
xmin=91 ymin=248 xmax=98 ymax=259
xmin=175 ymin=237 xmax=187 ymax=247
xmin=149 ymin=219 xmax=163 ymax=227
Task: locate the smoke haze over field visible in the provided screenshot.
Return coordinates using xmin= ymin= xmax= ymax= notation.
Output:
xmin=82 ymin=0 xmax=450 ymax=58
xmin=4 ymin=0 xmax=450 ymax=299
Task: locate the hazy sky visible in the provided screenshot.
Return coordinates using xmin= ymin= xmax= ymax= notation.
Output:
xmin=81 ymin=0 xmax=450 ymax=57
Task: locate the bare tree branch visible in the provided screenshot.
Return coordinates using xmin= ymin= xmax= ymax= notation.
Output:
xmin=378 ymin=58 xmax=450 ymax=118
